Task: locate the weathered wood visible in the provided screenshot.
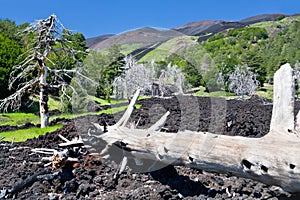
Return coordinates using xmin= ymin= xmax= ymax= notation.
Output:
xmin=270 ymin=63 xmax=294 ymax=132
xmin=94 ymin=64 xmax=300 ymax=193
xmin=58 ymin=134 xmax=70 ymax=142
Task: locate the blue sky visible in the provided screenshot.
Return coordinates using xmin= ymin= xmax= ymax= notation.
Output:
xmin=0 ymin=0 xmax=299 ymax=38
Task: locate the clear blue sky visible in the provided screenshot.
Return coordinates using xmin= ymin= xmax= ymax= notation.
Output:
xmin=0 ymin=0 xmax=299 ymax=38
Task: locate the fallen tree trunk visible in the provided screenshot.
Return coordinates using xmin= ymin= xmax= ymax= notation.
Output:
xmin=90 ymin=63 xmax=300 ymax=193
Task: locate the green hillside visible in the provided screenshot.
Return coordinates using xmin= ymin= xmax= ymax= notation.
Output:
xmin=138 ymin=36 xmax=199 ymax=62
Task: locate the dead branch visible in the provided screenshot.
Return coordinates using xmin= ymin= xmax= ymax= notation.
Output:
xmin=0 ymin=78 xmax=39 ymax=112
xmin=91 ymin=63 xmax=300 ymax=193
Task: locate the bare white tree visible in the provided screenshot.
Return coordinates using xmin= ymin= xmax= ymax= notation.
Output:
xmin=228 ymin=65 xmax=259 ymax=98
xmin=113 ymin=56 xmax=155 ymax=99
xmin=159 ymin=64 xmax=187 ymax=96
xmin=0 ymin=15 xmax=93 ymax=127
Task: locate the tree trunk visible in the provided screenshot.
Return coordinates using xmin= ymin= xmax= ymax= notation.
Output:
xmin=39 ymin=63 xmax=49 ymax=128
xmin=91 ymin=63 xmax=300 ymax=194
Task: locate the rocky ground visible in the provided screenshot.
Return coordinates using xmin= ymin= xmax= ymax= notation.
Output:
xmin=0 ymin=95 xmax=299 ymax=199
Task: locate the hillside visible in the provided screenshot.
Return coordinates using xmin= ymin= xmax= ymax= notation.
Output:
xmin=86 ymin=34 xmax=114 ymax=49
xmin=86 ymin=14 xmax=291 ymax=50
xmin=90 ymin=27 xmax=184 ymax=51
xmin=86 ymin=13 xmax=298 ymax=63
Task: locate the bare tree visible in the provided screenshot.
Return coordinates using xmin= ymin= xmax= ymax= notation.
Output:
xmin=228 ymin=65 xmax=259 ymax=98
xmin=0 ymin=15 xmax=93 ymax=127
xmin=113 ymin=56 xmax=155 ymax=99
xmin=159 ymin=64 xmax=187 ymax=96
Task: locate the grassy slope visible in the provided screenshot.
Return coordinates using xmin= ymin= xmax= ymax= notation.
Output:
xmin=139 ymin=36 xmax=198 ymax=62
xmin=250 ymin=15 xmax=300 ymax=35
xmin=97 ymin=43 xmax=145 ymax=56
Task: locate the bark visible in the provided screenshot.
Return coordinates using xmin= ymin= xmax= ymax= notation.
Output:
xmin=94 ymin=64 xmax=300 ymax=193
xmin=39 ymin=62 xmax=49 ymax=128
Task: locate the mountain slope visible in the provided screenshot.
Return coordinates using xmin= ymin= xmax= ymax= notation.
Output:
xmin=86 ymin=34 xmax=114 ymax=49
xmin=90 ymin=27 xmax=184 ymax=51
xmin=86 ymin=14 xmax=291 ymax=50
xmin=86 ymin=13 xmax=298 ymax=62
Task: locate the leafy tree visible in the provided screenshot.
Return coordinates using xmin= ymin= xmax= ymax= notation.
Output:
xmin=0 ymin=34 xmax=22 ymax=99
xmin=241 ymin=48 xmax=265 ymax=86
xmin=96 ymin=44 xmax=126 ymax=100
xmin=217 ymin=58 xmax=239 ymax=91
xmin=263 ymin=21 xmax=300 ymax=79
xmin=0 ymin=18 xmax=28 ymax=44
xmin=202 ymin=65 xmax=223 ymax=92
xmin=165 ymin=54 xmax=203 ymax=87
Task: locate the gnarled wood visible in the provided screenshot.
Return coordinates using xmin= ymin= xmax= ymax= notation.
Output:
xmin=92 ymin=64 xmax=300 ymax=193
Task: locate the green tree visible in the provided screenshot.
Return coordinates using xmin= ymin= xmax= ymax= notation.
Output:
xmin=263 ymin=21 xmax=300 ymax=79
xmin=96 ymin=44 xmax=126 ymax=100
xmin=241 ymin=48 xmax=265 ymax=86
xmin=165 ymin=54 xmax=203 ymax=87
xmin=0 ymin=34 xmax=22 ymax=99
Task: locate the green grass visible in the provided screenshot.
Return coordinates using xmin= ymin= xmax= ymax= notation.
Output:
xmin=256 ymin=84 xmax=273 ymax=100
xmin=0 ymin=94 xmax=147 ymax=126
xmin=91 ymin=95 xmax=151 ymax=106
xmin=0 ymin=124 xmax=64 ymax=142
xmin=194 ymin=86 xmax=236 ymax=98
xmin=120 ymin=43 xmax=145 ymax=55
xmin=139 ymin=36 xmax=197 ymax=62
xmin=90 ymin=96 xmax=128 ymax=106
xmin=0 ymin=113 xmax=40 ymax=126
xmin=48 ymin=96 xmax=62 ymax=110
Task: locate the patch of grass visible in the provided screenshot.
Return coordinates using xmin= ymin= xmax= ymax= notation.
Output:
xmin=139 ymin=36 xmax=197 ymax=62
xmin=0 ymin=124 xmax=63 ymax=142
xmin=194 ymin=87 xmax=236 ymax=98
xmin=256 ymin=84 xmax=273 ymax=100
xmin=91 ymin=95 xmax=151 ymax=106
xmin=30 ymin=95 xmax=61 ymax=111
xmin=50 ymin=105 xmax=131 ymax=121
xmin=120 ymin=43 xmax=145 ymax=55
xmin=90 ymin=96 xmax=128 ymax=106
xmin=48 ymin=96 xmax=62 ymax=110
xmin=0 ymin=113 xmax=40 ymax=126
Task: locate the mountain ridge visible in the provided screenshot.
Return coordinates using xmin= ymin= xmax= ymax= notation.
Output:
xmin=86 ymin=13 xmax=297 ymax=61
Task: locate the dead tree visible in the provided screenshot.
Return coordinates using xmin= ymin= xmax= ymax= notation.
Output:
xmin=0 ymin=15 xmax=93 ymax=127
xmin=88 ymin=63 xmax=300 ymax=194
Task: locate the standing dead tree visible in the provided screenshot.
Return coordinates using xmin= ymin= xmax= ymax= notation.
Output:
xmin=228 ymin=65 xmax=259 ymax=98
xmin=88 ymin=63 xmax=300 ymax=194
xmin=159 ymin=64 xmax=186 ymax=96
xmin=0 ymin=15 xmax=93 ymax=127
xmin=113 ymin=56 xmax=155 ymax=99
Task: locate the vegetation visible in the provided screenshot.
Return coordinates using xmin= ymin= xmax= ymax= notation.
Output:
xmin=0 ymin=14 xmax=300 ymax=141
xmin=0 ymin=124 xmax=63 ymax=142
